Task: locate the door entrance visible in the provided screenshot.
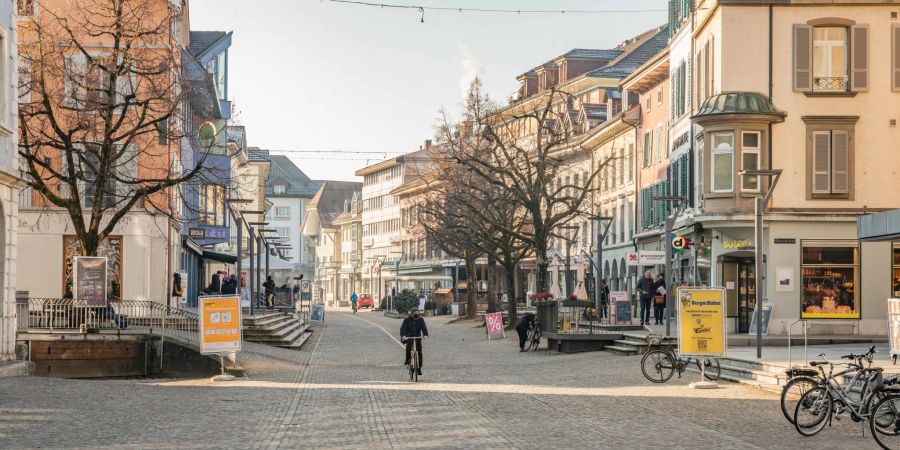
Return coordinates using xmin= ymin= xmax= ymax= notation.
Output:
xmin=723 ymin=257 xmax=756 ymax=333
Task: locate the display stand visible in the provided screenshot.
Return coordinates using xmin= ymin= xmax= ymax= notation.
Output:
xmin=211 ymin=354 xmax=235 ymax=382
xmin=688 ymin=357 xmax=718 ymax=389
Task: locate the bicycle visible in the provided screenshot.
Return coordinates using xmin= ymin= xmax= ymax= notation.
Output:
xmin=794 ymin=346 xmax=887 ymax=437
xmin=404 ymin=336 xmax=423 ymax=382
xmin=780 ymin=353 xmax=829 ymax=425
xmin=640 ymin=334 xmax=720 ymax=383
xmin=525 ymin=319 xmax=542 ymax=351
xmin=867 ymin=378 xmax=900 ymax=449
xmin=352 ymin=302 xmax=358 ymax=314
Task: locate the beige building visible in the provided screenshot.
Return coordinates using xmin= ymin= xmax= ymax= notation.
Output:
xmin=690 ymin=0 xmax=900 ymax=335
xmin=333 ymin=192 xmax=363 ymax=300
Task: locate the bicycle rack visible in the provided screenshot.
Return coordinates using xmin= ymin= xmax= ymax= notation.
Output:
xmin=786 ymin=318 xmax=809 ymax=373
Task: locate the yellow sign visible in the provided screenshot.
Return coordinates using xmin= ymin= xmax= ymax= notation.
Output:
xmin=199 ymin=295 xmax=242 ymax=354
xmin=677 ymin=287 xmax=726 ymax=357
xmin=723 ymin=239 xmax=752 ymax=250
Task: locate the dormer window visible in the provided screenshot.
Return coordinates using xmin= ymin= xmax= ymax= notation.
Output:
xmin=274 ymin=184 xmax=286 ymax=194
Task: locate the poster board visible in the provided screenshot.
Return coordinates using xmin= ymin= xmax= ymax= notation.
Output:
xmin=199 ymin=295 xmax=242 ymax=354
xmin=73 ymin=256 xmax=107 ymax=307
xmin=748 ymin=297 xmax=773 ymax=336
xmin=310 ymin=303 xmax=325 ymax=323
xmin=677 ymin=287 xmax=726 ymax=357
xmin=484 ymin=312 xmax=505 ymax=340
xmin=609 ymin=291 xmax=630 ymax=324
xmin=888 ymin=299 xmax=900 ymax=358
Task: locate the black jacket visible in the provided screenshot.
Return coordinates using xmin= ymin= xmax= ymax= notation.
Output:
xmin=400 ymin=315 xmax=429 ymax=338
xmin=652 ymin=280 xmax=666 ymax=298
xmin=263 ymin=279 xmax=276 ymax=295
xmin=636 ymin=277 xmax=654 ymax=300
xmin=516 ymin=313 xmax=536 ymax=332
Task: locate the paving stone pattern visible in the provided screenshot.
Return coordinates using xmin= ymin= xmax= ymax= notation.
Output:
xmin=0 ymin=311 xmax=881 ymax=449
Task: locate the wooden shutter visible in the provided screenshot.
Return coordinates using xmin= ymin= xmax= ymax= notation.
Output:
xmin=851 ymin=25 xmax=869 ymax=92
xmin=893 ymin=24 xmax=900 ymax=91
xmin=811 ymin=131 xmax=831 ymax=194
xmin=830 ymin=131 xmax=849 ymax=194
xmin=793 ymin=25 xmax=812 ymax=92
xmin=709 ymin=34 xmax=715 ymax=95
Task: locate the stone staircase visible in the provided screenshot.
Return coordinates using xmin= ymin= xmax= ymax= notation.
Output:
xmin=604 ymin=332 xmax=677 ymax=355
xmin=706 ymin=357 xmax=791 ymax=392
xmin=242 ymin=312 xmax=311 ymax=349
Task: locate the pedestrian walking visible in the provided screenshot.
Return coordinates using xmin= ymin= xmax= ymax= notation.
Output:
xmin=652 ymin=274 xmax=666 ymax=325
xmin=264 ymin=276 xmax=276 ymax=311
xmin=636 ymin=270 xmax=654 ymax=326
xmin=515 ymin=312 xmax=536 ymax=352
xmin=599 ymin=280 xmax=610 ymax=320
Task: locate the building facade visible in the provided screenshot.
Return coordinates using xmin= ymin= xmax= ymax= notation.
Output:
xmin=265 ymin=155 xmax=321 ymax=282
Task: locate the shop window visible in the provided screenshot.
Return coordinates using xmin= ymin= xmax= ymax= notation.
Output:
xmin=893 ymin=244 xmax=900 ymax=298
xmin=711 ymin=132 xmax=734 ymax=192
xmin=741 ymin=131 xmax=761 ymax=192
xmin=801 ymin=241 xmax=859 ymax=319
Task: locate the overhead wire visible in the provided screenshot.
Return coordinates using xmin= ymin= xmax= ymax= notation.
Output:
xmin=327 ymin=0 xmax=666 ymax=15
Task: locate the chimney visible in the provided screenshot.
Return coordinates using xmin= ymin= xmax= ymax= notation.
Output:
xmin=424 ymin=139 xmax=432 ymax=149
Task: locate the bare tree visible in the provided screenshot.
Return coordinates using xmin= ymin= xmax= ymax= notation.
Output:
xmin=18 ymin=0 xmax=206 ymax=256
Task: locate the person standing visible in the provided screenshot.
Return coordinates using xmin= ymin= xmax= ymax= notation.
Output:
xmin=599 ymin=280 xmax=610 ymax=320
xmin=264 ymin=276 xmax=276 ymax=311
xmin=652 ymin=274 xmax=666 ymax=325
xmin=515 ymin=312 xmax=536 ymax=352
xmin=636 ymin=270 xmax=654 ymax=326
xmin=350 ymin=291 xmax=358 ymax=314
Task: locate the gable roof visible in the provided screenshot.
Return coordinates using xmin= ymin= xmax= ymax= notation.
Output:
xmin=188 ymin=31 xmax=229 ymax=57
xmin=265 ymin=155 xmax=322 ymax=197
xmin=306 ymin=181 xmax=363 ymax=229
xmin=587 ymin=25 xmax=669 ymax=79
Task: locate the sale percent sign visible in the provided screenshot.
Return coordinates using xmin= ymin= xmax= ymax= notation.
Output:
xmin=484 ymin=312 xmax=505 ymax=340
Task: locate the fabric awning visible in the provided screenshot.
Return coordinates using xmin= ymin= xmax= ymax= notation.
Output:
xmin=434 ymin=288 xmax=453 ymax=295
xmin=203 ymin=250 xmax=237 ymax=264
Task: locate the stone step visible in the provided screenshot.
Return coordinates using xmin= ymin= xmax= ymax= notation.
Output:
xmin=243 ymin=316 xmax=296 ymax=333
xmin=242 ymin=313 xmax=286 ymax=326
xmin=604 ymin=345 xmax=639 ymax=356
xmin=276 ymin=331 xmax=312 ymax=349
xmin=246 ymin=323 xmax=307 ymax=343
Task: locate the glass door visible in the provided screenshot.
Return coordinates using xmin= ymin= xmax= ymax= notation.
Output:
xmin=737 ymin=261 xmax=757 ymax=333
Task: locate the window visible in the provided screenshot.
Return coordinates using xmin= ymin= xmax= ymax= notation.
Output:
xmin=642 ymin=130 xmax=652 ymax=168
xmin=273 ymin=185 xmax=286 ymax=194
xmin=617 ymin=147 xmax=624 ymax=187
xmin=741 ymin=131 xmax=761 ymax=192
xmin=199 ymin=184 xmax=225 ymax=226
xmin=275 ymin=206 xmax=290 ymax=219
xmin=657 ymin=88 xmax=663 ymax=105
xmin=17 ymin=0 xmax=35 ymax=15
xmin=627 ymin=143 xmax=634 ymax=182
xmin=645 ymin=96 xmax=651 ymax=112
xmin=812 ymin=27 xmax=848 ymax=92
xmin=893 ymin=245 xmax=900 ymax=298
xmin=276 ymin=227 xmax=289 ymax=238
xmin=801 ymin=241 xmax=859 ymax=319
xmin=811 ymin=130 xmax=850 ymax=196
xmin=711 ymin=132 xmax=734 ymax=192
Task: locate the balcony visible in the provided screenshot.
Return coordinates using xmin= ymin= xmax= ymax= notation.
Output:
xmin=812 ymin=77 xmax=848 ymax=93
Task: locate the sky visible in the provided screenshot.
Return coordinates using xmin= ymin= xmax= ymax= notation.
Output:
xmin=189 ymin=0 xmax=667 ymax=181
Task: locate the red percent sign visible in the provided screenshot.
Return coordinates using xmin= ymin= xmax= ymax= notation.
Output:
xmin=485 ymin=312 xmax=505 ymax=338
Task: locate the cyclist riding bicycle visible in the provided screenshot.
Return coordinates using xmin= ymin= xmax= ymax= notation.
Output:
xmin=400 ymin=307 xmax=429 ymax=376
xmin=350 ymin=292 xmax=358 ymax=314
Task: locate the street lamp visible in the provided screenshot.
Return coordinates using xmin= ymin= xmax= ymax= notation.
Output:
xmin=652 ymin=195 xmax=687 ymax=337
xmin=739 ymin=168 xmax=783 ymax=359
xmin=558 ymin=225 xmax=580 ymax=299
xmin=592 ymin=216 xmax=614 ymax=318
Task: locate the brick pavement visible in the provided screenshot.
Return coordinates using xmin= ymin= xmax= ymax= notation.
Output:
xmin=0 ymin=311 xmax=882 ymax=449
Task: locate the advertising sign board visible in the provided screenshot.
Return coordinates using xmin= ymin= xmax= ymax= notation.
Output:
xmin=484 ymin=312 xmax=505 ymax=340
xmin=677 ymin=287 xmax=727 ymax=357
xmin=199 ymin=295 xmax=242 ymax=354
xmin=888 ymin=299 xmax=900 ymax=360
xmin=310 ymin=303 xmax=325 ymax=323
xmin=609 ymin=291 xmax=631 ymax=324
xmin=73 ymin=256 xmax=108 ymax=307
xmin=639 ymin=251 xmax=666 ymax=265
xmin=748 ymin=297 xmax=773 ymax=336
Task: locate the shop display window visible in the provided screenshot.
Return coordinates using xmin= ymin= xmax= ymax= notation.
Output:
xmin=893 ymin=244 xmax=900 ymax=298
xmin=801 ymin=241 xmax=859 ymax=319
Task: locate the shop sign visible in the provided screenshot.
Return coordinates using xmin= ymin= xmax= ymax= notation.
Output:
xmin=199 ymin=295 xmax=242 ymax=354
xmin=639 ymin=251 xmax=666 ymax=265
xmin=774 ymin=238 xmax=796 ymax=244
xmin=189 ymin=227 xmax=229 ymax=240
xmin=626 ymin=252 xmax=639 ymax=266
xmin=484 ymin=312 xmax=505 ymax=340
xmin=73 ymin=256 xmax=108 ymax=307
xmin=610 ymin=291 xmax=631 ymax=324
xmin=722 ymin=238 xmax=752 ymax=250
xmin=677 ymin=287 xmax=726 ymax=357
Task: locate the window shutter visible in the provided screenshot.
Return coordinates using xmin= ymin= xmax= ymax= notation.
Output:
xmin=893 ymin=25 xmax=900 ymax=91
xmin=709 ymin=35 xmax=715 ymax=95
xmin=793 ymin=25 xmax=813 ymax=92
xmin=851 ymin=25 xmax=869 ymax=92
xmin=831 ymin=131 xmax=849 ymax=194
xmin=681 ymin=154 xmax=689 ymax=198
xmin=812 ymin=131 xmax=831 ymax=194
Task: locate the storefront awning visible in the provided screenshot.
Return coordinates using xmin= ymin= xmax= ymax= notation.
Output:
xmin=858 ymin=209 xmax=900 ymax=241
xmin=435 ymin=288 xmax=453 ymax=295
xmin=204 ymin=250 xmax=237 ymax=264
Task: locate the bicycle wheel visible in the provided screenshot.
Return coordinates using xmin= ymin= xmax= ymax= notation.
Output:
xmin=794 ymin=386 xmax=832 ymax=437
xmin=699 ymin=358 xmax=721 ymax=381
xmin=641 ymin=349 xmax=675 ymax=383
xmin=780 ymin=376 xmax=819 ymax=425
xmin=871 ymin=394 xmax=900 ymax=449
xmin=409 ymin=352 xmax=416 ymax=381
xmin=413 ymin=352 xmax=419 ymax=382
xmin=529 ymin=330 xmax=541 ymax=351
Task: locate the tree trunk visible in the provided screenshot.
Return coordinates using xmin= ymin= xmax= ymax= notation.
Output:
xmin=486 ymin=256 xmax=497 ymax=313
xmin=504 ymin=264 xmax=518 ymax=329
xmin=466 ymin=255 xmax=477 ymax=319
xmin=535 ymin=243 xmax=548 ymax=294
xmin=82 ymin=232 xmax=100 ymax=257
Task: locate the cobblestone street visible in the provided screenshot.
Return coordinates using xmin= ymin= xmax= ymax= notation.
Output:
xmin=0 ymin=311 xmax=881 ymax=449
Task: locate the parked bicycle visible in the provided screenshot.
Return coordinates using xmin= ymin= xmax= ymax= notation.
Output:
xmin=867 ymin=379 xmax=900 ymax=449
xmin=525 ymin=319 xmax=542 ymax=351
xmin=793 ymin=346 xmax=889 ymax=436
xmin=640 ymin=334 xmax=720 ymax=383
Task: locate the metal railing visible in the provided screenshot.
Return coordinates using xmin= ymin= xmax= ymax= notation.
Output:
xmin=16 ymin=297 xmax=200 ymax=346
xmin=786 ymin=318 xmax=809 ymax=373
xmin=813 ymin=76 xmax=848 ymax=92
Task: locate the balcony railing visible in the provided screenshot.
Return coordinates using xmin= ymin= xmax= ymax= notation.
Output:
xmin=813 ymin=76 xmax=848 ymax=92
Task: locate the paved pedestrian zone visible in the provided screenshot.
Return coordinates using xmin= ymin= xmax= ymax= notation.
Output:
xmin=0 ymin=311 xmax=880 ymax=449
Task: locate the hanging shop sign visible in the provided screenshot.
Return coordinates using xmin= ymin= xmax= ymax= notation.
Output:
xmin=672 ymin=236 xmax=691 ymax=255
xmin=73 ymin=256 xmax=108 ymax=307
xmin=198 ymin=295 xmax=242 ymax=354
xmin=677 ymin=287 xmax=726 ymax=357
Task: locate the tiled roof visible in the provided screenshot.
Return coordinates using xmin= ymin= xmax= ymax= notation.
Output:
xmin=247 ymin=147 xmax=269 ymax=162
xmin=564 ymin=48 xmax=623 ymax=60
xmin=188 ymin=31 xmax=227 ymax=56
xmin=588 ymin=25 xmax=669 ymax=79
xmin=307 ymin=181 xmax=363 ymax=229
xmin=265 ymin=155 xmax=322 ymax=198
